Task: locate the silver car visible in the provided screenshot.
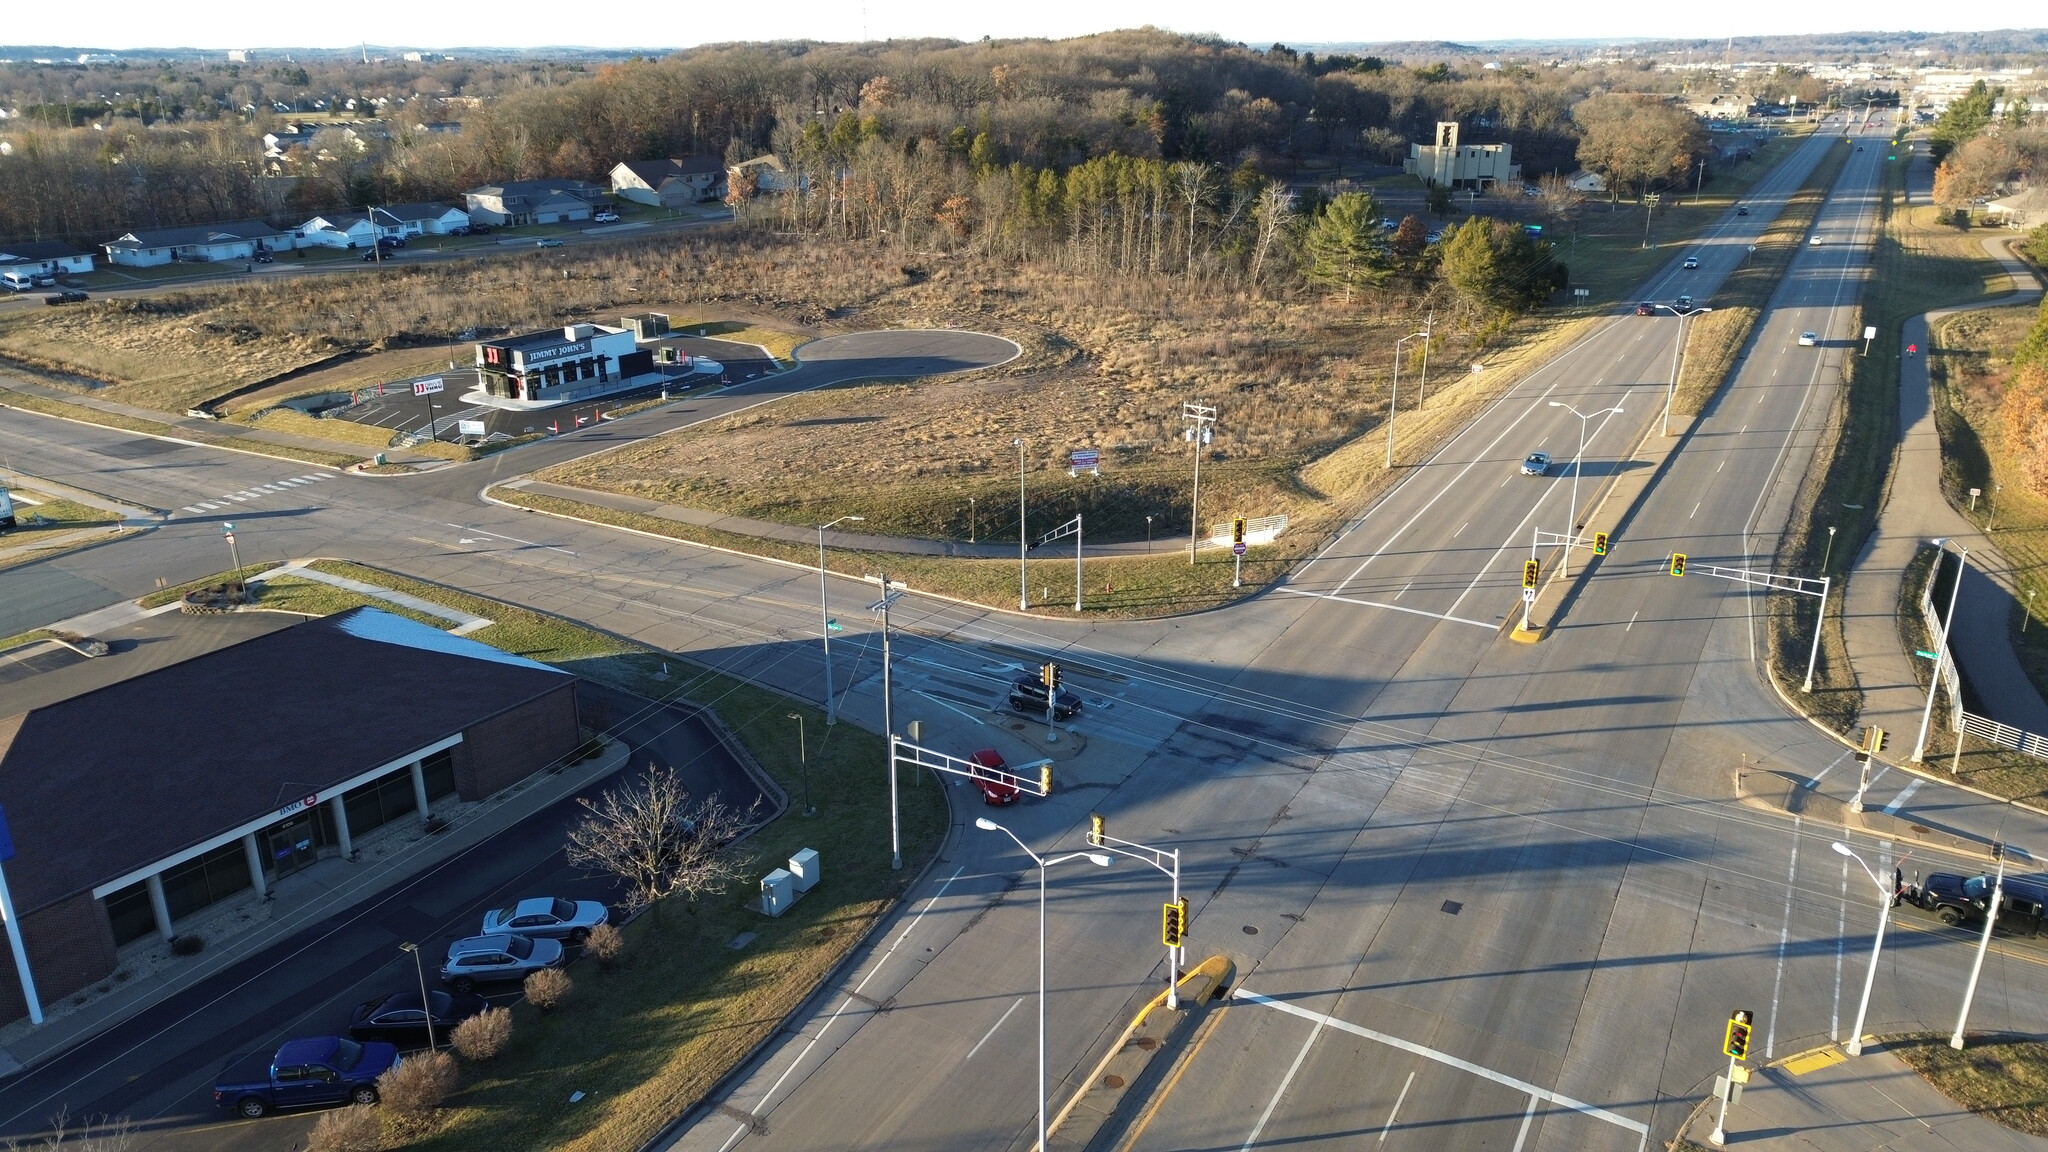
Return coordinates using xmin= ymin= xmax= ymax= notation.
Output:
xmin=439 ymin=933 xmax=563 ymax=992
xmin=1521 ymin=451 xmax=1551 ymax=476
xmin=480 ymin=896 xmax=608 ymax=942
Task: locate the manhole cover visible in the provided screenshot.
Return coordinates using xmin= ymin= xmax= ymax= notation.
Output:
xmin=1242 ymin=925 xmax=1259 ymax=935
xmin=1102 ymin=1074 xmax=1125 ymax=1089
xmin=1009 ymin=723 xmax=1025 ymax=731
xmin=1441 ymin=900 xmax=1463 ymax=915
xmin=1135 ymin=1037 xmax=1160 ymax=1051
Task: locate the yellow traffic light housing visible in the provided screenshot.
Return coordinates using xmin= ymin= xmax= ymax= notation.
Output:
xmin=1231 ymin=517 xmax=1247 ymax=547
xmin=1864 ymin=727 xmax=1887 ymax=756
xmin=1041 ymin=662 xmax=1061 ymax=690
xmin=1522 ymin=559 xmax=1540 ymax=590
xmin=1040 ymin=763 xmax=1055 ymax=795
xmin=1593 ymin=531 xmax=1609 ymax=556
xmin=1670 ymin=553 xmax=1688 ymax=577
xmin=1162 ymin=899 xmax=1189 ymax=947
xmin=1723 ymin=1009 xmax=1753 ymax=1060
xmin=1089 ymin=812 xmax=1105 ymax=847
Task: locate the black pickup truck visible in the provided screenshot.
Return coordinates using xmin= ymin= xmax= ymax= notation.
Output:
xmin=213 ymin=1035 xmax=399 ymax=1118
xmin=1911 ymin=872 xmax=2048 ymax=933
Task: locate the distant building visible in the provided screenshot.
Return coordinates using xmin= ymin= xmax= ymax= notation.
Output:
xmin=402 ymin=51 xmax=441 ymax=63
xmin=0 ymin=241 xmax=95 ymax=280
xmin=464 ymin=180 xmax=608 ymax=227
xmin=228 ymin=50 xmax=252 ymax=63
xmin=1404 ymin=122 xmax=1521 ymax=190
xmin=473 ymin=322 xmax=651 ymax=405
xmin=727 ymin=155 xmax=802 ymax=198
xmin=372 ymin=202 xmax=472 ymax=236
xmin=1684 ymin=94 xmax=1751 ymax=120
xmin=102 ymin=221 xmax=296 ymax=267
xmin=298 ymin=213 xmax=385 ymax=249
xmin=1566 ymin=169 xmax=1607 ymax=194
xmin=608 ymin=157 xmax=727 ymax=208
xmin=1986 ymin=187 xmax=2048 ymax=228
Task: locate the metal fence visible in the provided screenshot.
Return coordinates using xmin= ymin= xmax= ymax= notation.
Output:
xmin=1204 ymin=514 xmax=1289 ymax=547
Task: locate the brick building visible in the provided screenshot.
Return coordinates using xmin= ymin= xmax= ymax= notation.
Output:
xmin=0 ymin=607 xmax=581 ymax=1025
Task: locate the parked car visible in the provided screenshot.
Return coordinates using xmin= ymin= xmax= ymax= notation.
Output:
xmin=1521 ymin=451 xmax=1551 ymax=476
xmin=377 ymin=235 xmax=405 ymax=248
xmin=1424 ymin=230 xmax=1444 ymax=244
xmin=1798 ymin=331 xmax=1818 ymax=346
xmin=440 ymin=933 xmax=562 ymax=991
xmin=480 ymin=896 xmax=608 ymax=942
xmin=1682 ymin=256 xmax=1700 ymax=270
xmin=348 ymin=989 xmax=486 ymax=1046
xmin=1736 ymin=205 xmax=1750 ymax=216
xmin=449 ymin=226 xmax=472 ymax=236
xmin=594 ymin=210 xmax=620 ymax=223
xmin=467 ymin=223 xmax=493 ymax=234
xmin=967 ymin=748 xmax=1020 ymax=805
xmin=1008 ymin=675 xmax=1082 ymax=721
xmin=1913 ymin=872 xmax=2048 ymax=931
xmin=536 ymin=238 xmax=564 ymax=248
xmin=253 ymin=250 xmax=274 ymax=263
xmin=1635 ymin=301 xmax=1656 ymax=316
xmin=213 ymin=1036 xmax=398 ymax=1118
xmin=43 ymin=290 xmax=88 ymax=305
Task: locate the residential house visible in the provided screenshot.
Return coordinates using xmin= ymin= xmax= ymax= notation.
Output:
xmin=298 ymin=213 xmax=384 ymax=249
xmin=0 ymin=241 xmax=95 ymax=280
xmin=465 ymin=180 xmax=607 ymax=227
xmin=1987 ymin=186 xmax=2048 ymax=228
xmin=608 ymin=158 xmax=726 ymax=208
xmin=263 ymin=125 xmax=318 ymax=158
xmin=101 ymin=221 xmax=294 ymax=267
xmin=726 ymin=155 xmax=802 ymax=198
xmin=1566 ymin=169 xmax=1608 ymax=194
xmin=372 ymin=202 xmax=472 ymax=237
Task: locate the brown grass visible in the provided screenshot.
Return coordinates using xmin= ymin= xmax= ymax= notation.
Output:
xmin=1889 ymin=1032 xmax=2048 ymax=1137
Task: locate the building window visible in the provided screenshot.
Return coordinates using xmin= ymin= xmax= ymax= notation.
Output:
xmin=158 ymin=840 xmax=257 ymax=924
xmin=104 ymin=884 xmax=156 ymax=946
xmin=343 ymin=748 xmax=457 ymax=836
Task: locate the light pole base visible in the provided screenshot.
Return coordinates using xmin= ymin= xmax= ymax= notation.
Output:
xmin=1846 ymin=1039 xmax=1864 ymax=1057
xmin=1709 ymin=1127 xmax=1726 ymax=1146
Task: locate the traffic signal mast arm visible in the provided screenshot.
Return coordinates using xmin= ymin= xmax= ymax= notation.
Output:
xmin=892 ymin=739 xmax=1055 ymax=797
xmin=1689 ymin=564 xmax=1828 ymax=598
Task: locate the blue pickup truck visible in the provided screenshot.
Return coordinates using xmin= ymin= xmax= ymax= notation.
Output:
xmin=213 ymin=1035 xmax=399 ymax=1118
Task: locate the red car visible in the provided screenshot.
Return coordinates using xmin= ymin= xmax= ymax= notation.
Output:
xmin=969 ymin=749 xmax=1020 ymax=805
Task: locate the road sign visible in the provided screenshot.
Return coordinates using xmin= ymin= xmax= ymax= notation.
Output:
xmin=1070 ymin=448 xmax=1100 ymax=475
xmin=1233 ymin=542 xmax=1247 ymax=556
xmin=457 ymin=419 xmax=487 ymax=437
xmin=826 ymin=619 xmax=842 ymax=632
xmin=1913 ymin=649 xmax=1937 ymax=659
xmin=1863 ymin=325 xmax=1878 ymax=340
xmin=412 ymin=378 xmax=444 ymax=396
xmin=1522 ymin=587 xmax=1535 ymax=603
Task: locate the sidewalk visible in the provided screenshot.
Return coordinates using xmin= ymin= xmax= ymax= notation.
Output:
xmin=0 ymin=473 xmax=160 ymax=566
xmin=1838 ymin=234 xmax=2045 ymax=757
xmin=1679 ymin=1042 xmax=2048 ymax=1150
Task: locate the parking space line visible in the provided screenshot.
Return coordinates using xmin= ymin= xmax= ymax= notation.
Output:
xmin=1235 ymin=990 xmax=1649 ymax=1146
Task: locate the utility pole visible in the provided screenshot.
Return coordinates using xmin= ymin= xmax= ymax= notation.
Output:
xmin=1182 ymin=402 xmax=1216 ymax=564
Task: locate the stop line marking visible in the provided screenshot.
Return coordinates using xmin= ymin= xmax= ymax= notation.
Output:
xmin=1233 ymin=989 xmax=1649 ymax=1149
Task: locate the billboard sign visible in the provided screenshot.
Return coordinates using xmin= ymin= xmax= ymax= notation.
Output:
xmin=412 ymin=378 xmax=444 ymax=396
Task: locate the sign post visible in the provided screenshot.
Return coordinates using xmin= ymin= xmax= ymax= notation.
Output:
xmin=0 ymin=805 xmax=42 ymax=1026
xmin=222 ymin=522 xmax=242 ymax=579
xmin=1231 ymin=517 xmax=1247 ymax=588
xmin=1069 ymin=448 xmax=1100 ymax=477
xmin=412 ymin=377 xmax=444 ymax=440
xmin=1862 ymin=325 xmax=1878 ymax=356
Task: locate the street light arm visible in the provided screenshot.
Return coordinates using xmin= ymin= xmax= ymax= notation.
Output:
xmin=1832 ymin=841 xmax=1887 ymax=895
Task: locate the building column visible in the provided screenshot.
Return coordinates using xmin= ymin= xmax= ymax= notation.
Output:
xmin=242 ymin=833 xmax=268 ymax=899
xmin=329 ymin=795 xmax=353 ymax=859
xmin=411 ymin=760 xmax=432 ymax=823
xmin=145 ymin=874 xmax=174 ymax=942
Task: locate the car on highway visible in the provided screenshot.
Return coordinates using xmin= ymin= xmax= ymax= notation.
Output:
xmin=348 ymin=989 xmax=486 ymax=1046
xmin=213 ymin=1035 xmax=397 ymax=1118
xmin=1635 ymin=301 xmax=1656 ymax=316
xmin=1809 ymin=234 xmax=1823 ymax=246
xmin=439 ymin=932 xmax=563 ymax=991
xmin=362 ymin=249 xmax=396 ymax=261
xmin=1009 ymin=675 xmax=1082 ymax=721
xmin=43 ymin=289 xmax=88 ymax=305
xmin=967 ymin=748 xmax=1020 ymax=805
xmin=1736 ymin=205 xmax=1750 ymax=215
xmin=1675 ymin=294 xmax=1693 ymax=308
xmin=1798 ymin=331 xmax=1818 ymax=346
xmin=480 ymin=896 xmax=608 ymax=942
xmin=1521 ymin=451 xmax=1551 ymax=476
xmin=1682 ymin=256 xmax=1700 ymax=269
xmin=536 ymin=238 xmax=564 ymax=248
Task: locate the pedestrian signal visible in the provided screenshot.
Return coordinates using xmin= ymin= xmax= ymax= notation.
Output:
xmin=1724 ymin=1009 xmax=1754 ymax=1060
xmin=1670 ymin=553 xmax=1688 ymax=577
xmin=1523 ymin=560 xmax=1540 ymax=590
xmin=1593 ymin=532 xmax=1609 ymax=556
xmin=1162 ymin=899 xmax=1189 ymax=947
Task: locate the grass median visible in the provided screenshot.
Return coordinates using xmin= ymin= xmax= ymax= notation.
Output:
xmin=0 ymin=385 xmax=362 ymax=469
xmin=139 ymin=559 xmax=948 ymax=1152
xmin=1889 ymin=1032 xmax=2048 ymax=1137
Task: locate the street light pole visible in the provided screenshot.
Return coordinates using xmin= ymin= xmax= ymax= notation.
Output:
xmin=399 ymin=942 xmax=434 ymax=1052
xmin=817 ymin=515 xmax=864 ymax=724
xmin=786 ymin=712 xmax=813 ymax=816
xmin=1913 ymin=541 xmax=1967 ymax=762
xmin=1547 ymin=402 xmax=1623 ymax=570
xmin=1833 ymin=841 xmax=1892 ymax=1057
xmin=869 ymin=576 xmax=904 ymax=869
xmin=976 ymin=819 xmax=1113 ymax=1152
xmin=1386 ymin=330 xmax=1427 ymax=470
xmin=1657 ymin=304 xmax=1711 ymax=436
xmin=1951 ymin=844 xmax=2006 ymax=1049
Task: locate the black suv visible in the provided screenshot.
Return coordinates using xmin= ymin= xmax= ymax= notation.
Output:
xmin=1009 ymin=675 xmax=1082 ymax=720
xmin=1913 ymin=872 xmax=2048 ymax=934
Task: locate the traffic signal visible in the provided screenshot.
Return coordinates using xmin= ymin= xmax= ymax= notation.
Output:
xmin=1161 ymin=899 xmax=1189 ymax=948
xmin=1040 ymin=763 xmax=1055 ymax=796
xmin=1089 ymin=812 xmax=1106 ymax=847
xmin=1232 ymin=517 xmax=1247 ymax=547
xmin=1041 ymin=662 xmax=1061 ymax=690
xmin=1864 ymin=727 xmax=1887 ymax=756
xmin=1670 ymin=553 xmax=1688 ymax=577
xmin=1724 ymin=1009 xmax=1754 ymax=1060
xmin=1593 ymin=532 xmax=1609 ymax=556
xmin=1522 ymin=559 xmax=1540 ymax=590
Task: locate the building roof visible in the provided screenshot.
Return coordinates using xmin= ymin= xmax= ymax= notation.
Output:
xmin=615 ymin=157 xmax=723 ymax=187
xmin=0 ymin=241 xmax=89 ymax=262
xmin=468 ymin=180 xmax=606 ymax=205
xmin=374 ymin=202 xmax=465 ymax=222
xmin=479 ymin=323 xmax=628 ymax=355
xmin=104 ymin=221 xmax=283 ymax=250
xmin=303 ymin=213 xmax=371 ymax=232
xmin=0 ymin=607 xmax=573 ymax=914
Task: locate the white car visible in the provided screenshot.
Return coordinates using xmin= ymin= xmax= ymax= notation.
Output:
xmin=1521 ymin=451 xmax=1552 ymax=476
xmin=1809 ymin=235 xmax=1823 ymax=246
xmin=481 ymin=896 xmax=609 ymax=942
xmin=1798 ymin=332 xmax=1818 ymax=346
xmin=593 ymin=210 xmax=620 ymax=223
xmin=1682 ymin=256 xmax=1700 ymax=269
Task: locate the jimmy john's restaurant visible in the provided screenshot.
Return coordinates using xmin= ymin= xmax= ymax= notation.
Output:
xmin=0 ymin=606 xmax=582 ymax=1026
xmin=473 ymin=322 xmax=652 ymax=405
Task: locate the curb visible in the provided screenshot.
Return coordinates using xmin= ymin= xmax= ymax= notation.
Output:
xmin=1046 ymin=955 xmax=1235 ymax=1151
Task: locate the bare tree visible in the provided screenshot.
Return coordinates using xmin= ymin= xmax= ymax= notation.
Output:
xmin=1172 ymin=161 xmax=1217 ymax=286
xmin=565 ymin=762 xmax=758 ymax=914
xmin=1248 ymin=181 xmax=1297 ymax=296
xmin=3 ymin=1111 xmax=138 ymax=1152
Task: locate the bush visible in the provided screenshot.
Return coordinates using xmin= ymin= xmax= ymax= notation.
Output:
xmin=307 ymin=1104 xmax=384 ymax=1152
xmin=451 ymin=1006 xmax=513 ymax=1062
xmin=584 ymin=922 xmax=625 ymax=971
xmin=523 ymin=967 xmax=572 ymax=1012
xmin=376 ymin=1049 xmax=458 ymax=1115
xmin=169 ymin=934 xmax=204 ymax=956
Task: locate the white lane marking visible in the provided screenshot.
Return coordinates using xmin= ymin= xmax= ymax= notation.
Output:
xmin=1882 ymin=779 xmax=1924 ymax=815
xmin=965 ymin=997 xmax=1024 ymax=1062
xmin=1394 ymin=580 xmax=1412 ymax=601
xmin=1691 ymin=502 xmax=1701 ymax=519
xmin=1276 ymin=586 xmax=1496 ymax=629
xmin=715 ymin=866 xmax=967 ymax=1152
xmin=1380 ymin=1070 xmax=1416 ymax=1144
xmin=1235 ymin=991 xmax=1649 ymax=1139
xmin=1805 ymin=748 xmax=1853 ymax=790
xmin=1455 ymin=522 xmax=1468 ymax=537
xmin=1717 ymin=459 xmax=1725 ymax=472
xmin=1626 ymin=612 xmax=1639 ymax=631
xmin=912 ymin=689 xmax=987 ymax=725
xmin=1834 ymin=858 xmax=1848 ymax=1041
xmin=1767 ymin=819 xmax=1800 ymax=1059
xmin=1512 ymin=1094 xmax=1540 ymax=1152
xmin=1240 ymin=1013 xmax=1326 ymax=1152
xmin=445 ymin=524 xmax=577 ymax=556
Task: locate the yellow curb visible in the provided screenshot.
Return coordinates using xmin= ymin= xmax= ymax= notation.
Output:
xmin=1509 ymin=624 xmax=1544 ymax=644
xmin=1782 ymin=1046 xmax=1848 ymax=1076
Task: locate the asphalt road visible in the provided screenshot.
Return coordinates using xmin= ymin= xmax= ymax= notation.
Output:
xmin=11 ymin=115 xmax=2048 ymax=1152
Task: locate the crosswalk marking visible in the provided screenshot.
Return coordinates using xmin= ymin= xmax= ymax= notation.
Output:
xmin=179 ymin=471 xmax=339 ymax=515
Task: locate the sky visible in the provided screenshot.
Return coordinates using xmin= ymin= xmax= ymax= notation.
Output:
xmin=2 ymin=0 xmax=2035 ymax=52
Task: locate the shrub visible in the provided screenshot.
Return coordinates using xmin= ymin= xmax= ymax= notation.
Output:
xmin=451 ymin=1006 xmax=513 ymax=1062
xmin=584 ymin=922 xmax=625 ymax=971
xmin=307 ymin=1104 xmax=384 ymax=1152
xmin=376 ymin=1049 xmax=458 ymax=1115
xmin=523 ymin=967 xmax=572 ymax=1012
xmin=169 ymin=934 xmax=204 ymax=956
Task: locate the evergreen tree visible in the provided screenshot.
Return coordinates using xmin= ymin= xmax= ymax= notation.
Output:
xmin=1302 ymin=191 xmax=1391 ymax=300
